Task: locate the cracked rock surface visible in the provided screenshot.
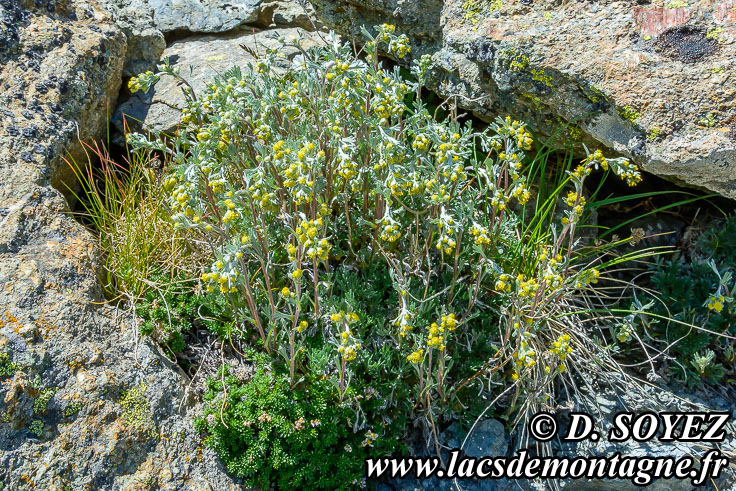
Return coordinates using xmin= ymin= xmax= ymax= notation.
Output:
xmin=309 ymin=0 xmax=736 ymax=198
xmin=0 ymin=1 xmax=239 ymax=488
xmin=97 ymin=0 xmax=318 ymax=75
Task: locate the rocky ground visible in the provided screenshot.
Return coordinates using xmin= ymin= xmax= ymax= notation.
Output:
xmin=1 ymin=0 xmax=734 ymax=489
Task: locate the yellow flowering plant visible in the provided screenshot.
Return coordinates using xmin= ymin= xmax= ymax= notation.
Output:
xmin=126 ymin=25 xmax=654 ymax=471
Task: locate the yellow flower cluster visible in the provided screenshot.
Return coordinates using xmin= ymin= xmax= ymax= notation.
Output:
xmin=170 ymin=183 xmax=195 ymax=218
xmin=436 ymin=234 xmax=457 ymax=254
xmin=380 ymin=217 xmax=401 ymax=242
xmin=412 ymin=133 xmax=430 ymax=151
xmin=407 ymin=348 xmax=424 ymax=364
xmin=221 ymin=199 xmax=240 ymax=224
xmin=248 ymin=178 xmax=279 ymax=211
xmin=375 ymin=24 xmax=411 ymax=59
xmin=296 ymin=320 xmax=309 ymax=333
xmin=550 ymin=333 xmax=573 ymax=361
xmin=435 ymin=134 xmax=462 ymax=167
xmin=435 ymin=213 xmax=457 ymax=254
xmin=330 ymin=310 xmax=360 ymax=324
xmin=427 ymin=323 xmax=445 ymax=351
xmin=127 ymin=70 xmax=155 ymax=93
xmin=495 ymin=273 xmax=513 ymax=292
xmin=253 ymin=122 xmax=271 ymax=142
xmin=372 ymin=76 xmax=407 ymax=121
xmin=334 ymin=312 xmax=361 ymax=361
xmin=441 ymin=313 xmax=457 ymax=331
xmin=506 ymin=117 xmax=533 ymax=151
xmin=394 ymin=310 xmax=414 ymax=338
xmin=470 ymin=224 xmax=491 ymax=246
xmin=617 ymin=160 xmax=643 ymax=187
xmin=616 ymin=321 xmax=633 ymax=342
xmin=706 ymin=294 xmax=725 ymax=313
xmin=571 ymin=164 xmax=592 ymax=180
xmin=514 ymin=336 xmax=536 ymax=369
xmin=562 ymin=191 xmax=586 ymax=224
xmin=336 ymin=154 xmax=358 ymax=181
xmin=574 ymin=268 xmax=600 ymax=288
xmin=511 ymin=184 xmax=531 ymax=205
xmin=272 ymin=139 xmax=289 ymax=160
xmin=426 ymin=313 xmax=457 ymax=351
xmin=389 ymin=34 xmax=411 ymax=58
xmin=296 ymin=218 xmax=331 ymax=261
xmin=491 ymin=190 xmax=507 ymax=211
xmin=587 ymin=149 xmax=607 ymax=169
xmin=585 ymin=149 xmax=642 ymax=187
xmin=201 ymin=263 xmax=240 ymax=294
xmin=518 ymin=275 xmax=539 ymax=298
xmin=426 ymin=178 xmax=450 ymax=203
xmin=338 ymin=336 xmax=361 ymax=361
xmin=286 ymin=242 xmax=298 ymax=262
xmin=564 ymin=191 xmax=581 ymax=207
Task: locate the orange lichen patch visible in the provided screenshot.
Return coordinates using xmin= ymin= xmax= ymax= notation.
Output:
xmin=35 ymin=317 xmax=59 ymax=332
xmin=20 ymin=474 xmax=35 ymax=487
xmin=45 ymin=234 xmax=96 ymax=273
xmin=634 ymin=7 xmax=692 ymax=37
xmin=0 ymin=311 xmax=21 ymax=331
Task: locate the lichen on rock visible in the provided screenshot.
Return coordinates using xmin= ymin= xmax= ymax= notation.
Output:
xmin=309 ymin=0 xmax=736 ymax=199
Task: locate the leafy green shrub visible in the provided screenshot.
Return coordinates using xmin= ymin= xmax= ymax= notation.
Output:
xmin=136 ymin=273 xmax=231 ymax=353
xmin=631 ymin=215 xmax=736 ymax=385
xmin=127 ymin=25 xmax=646 ymax=485
xmin=196 ymin=355 xmax=401 ymax=489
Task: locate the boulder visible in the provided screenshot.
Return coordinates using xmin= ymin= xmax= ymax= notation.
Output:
xmin=113 ymin=27 xmax=326 ymax=138
xmin=98 ymin=0 xmax=317 ymax=76
xmin=0 ymin=1 xmax=239 ymax=487
xmin=259 ymin=0 xmax=320 ymax=30
xmin=308 ymin=0 xmax=736 ymax=199
xmin=95 ymin=0 xmax=167 ymax=76
xmin=560 ymin=381 xmax=736 ymax=490
xmin=98 ymin=0 xmax=263 ymax=35
xmin=463 ymin=418 xmax=508 ymax=459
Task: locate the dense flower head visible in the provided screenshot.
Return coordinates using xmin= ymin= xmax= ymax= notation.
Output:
xmin=706 ymin=294 xmax=725 ymax=312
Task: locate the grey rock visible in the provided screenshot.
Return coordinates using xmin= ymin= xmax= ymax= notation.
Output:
xmin=558 ymin=381 xmax=736 ymax=490
xmin=96 ymin=1 xmax=167 ymax=76
xmin=464 ymin=419 xmax=508 ymax=459
xmin=0 ymin=1 xmax=240 ymax=488
xmin=113 ymin=27 xmax=326 ymax=139
xmin=308 ymin=0 xmax=736 ymax=199
xmin=151 ymin=0 xmax=263 ymax=33
xmin=309 ymin=0 xmax=443 ymax=47
xmin=259 ymin=0 xmax=319 ymax=30
xmin=98 ymin=0 xmax=318 ymax=76
xmin=99 ymin=0 xmax=262 ymax=34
